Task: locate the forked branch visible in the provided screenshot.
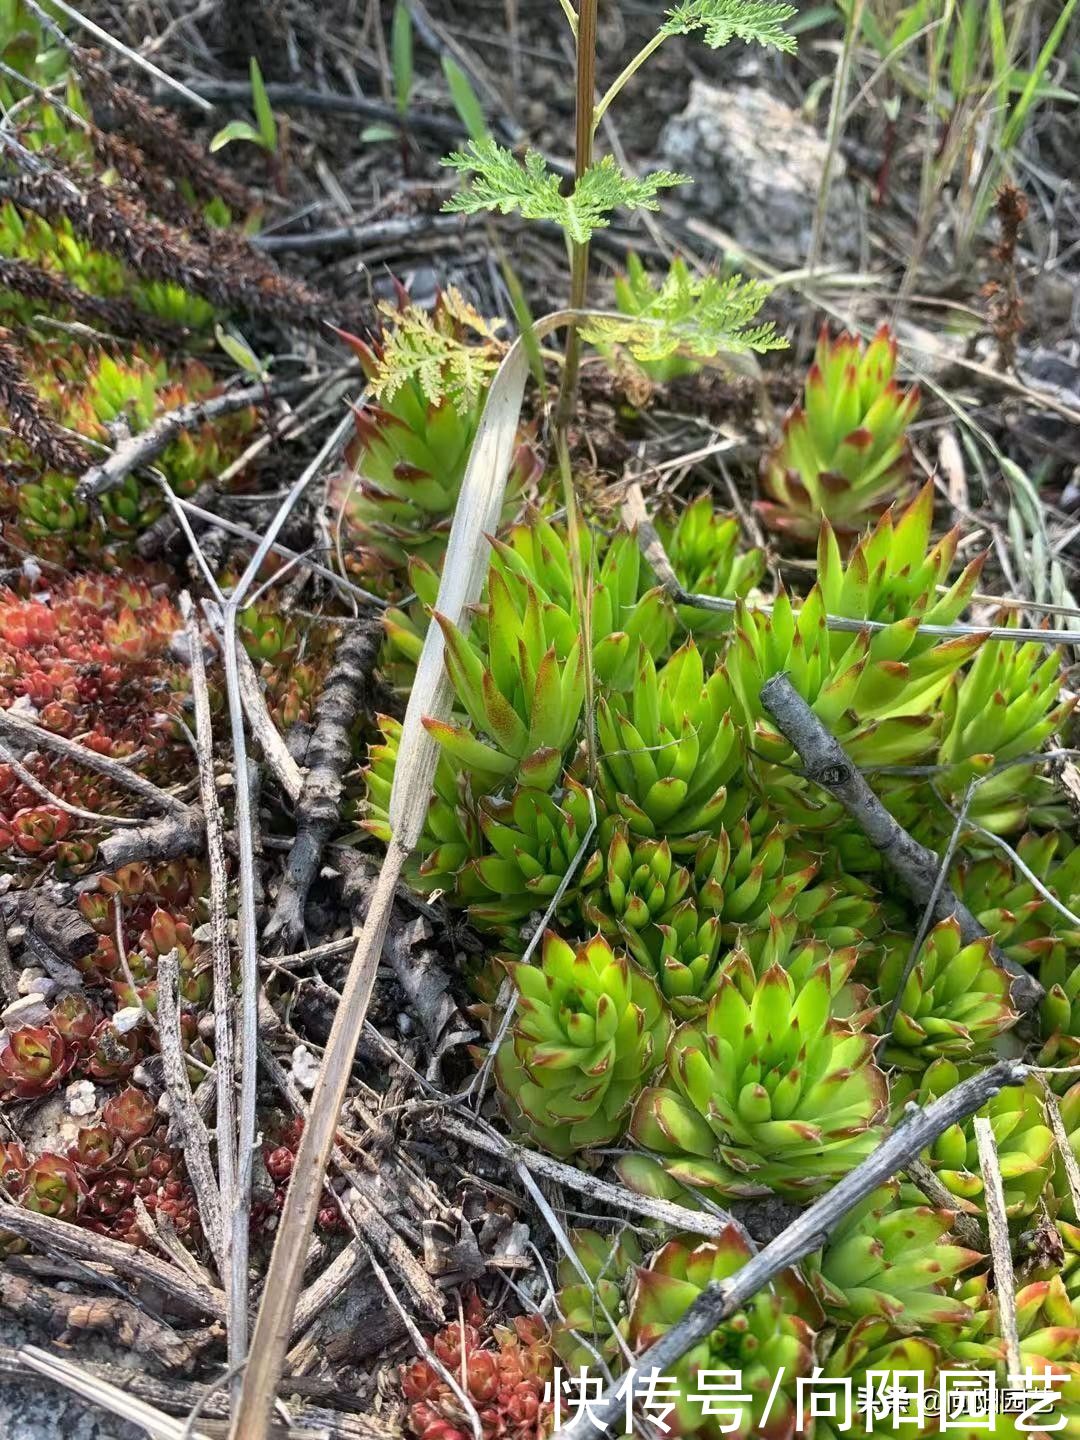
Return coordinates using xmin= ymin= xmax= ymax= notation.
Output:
xmin=759 ymin=672 xmax=1044 ymax=1014
xmin=552 ymin=1059 xmax=1029 ymax=1440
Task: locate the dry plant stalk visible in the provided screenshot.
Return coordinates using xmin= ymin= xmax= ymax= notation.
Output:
xmin=973 ymin=1116 xmax=1022 ymax=1377
xmin=75 ymin=48 xmax=252 ymax=212
xmin=231 ymin=312 xmax=578 ymax=1440
xmin=2 ymin=163 xmax=326 ymax=326
xmin=0 ymin=327 xmax=91 ymax=473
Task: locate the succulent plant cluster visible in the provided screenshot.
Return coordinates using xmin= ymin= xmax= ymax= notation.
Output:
xmin=758 ymin=325 xmax=921 ymax=544
xmin=349 ymin=280 xmax=1080 ymax=1437
xmin=0 ymin=20 xmax=265 ymax=573
xmin=330 ymin=294 xmax=541 ymax=600
xmin=0 ymin=573 xmax=191 ymax=872
xmin=3 ymin=341 xmax=254 ymax=563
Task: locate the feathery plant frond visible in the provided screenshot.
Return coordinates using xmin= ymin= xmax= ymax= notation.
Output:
xmin=661 ymin=0 xmax=799 ymax=52
xmin=441 ymin=140 xmax=689 ymax=246
xmin=582 ymin=257 xmax=786 ymax=362
xmin=368 ymin=289 xmax=505 ymax=412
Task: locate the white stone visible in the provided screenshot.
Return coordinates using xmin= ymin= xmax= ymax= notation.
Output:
xmin=111 ymin=1005 xmax=145 ymax=1034
xmin=290 ymin=1044 xmax=320 ymax=1092
xmin=65 ymin=1079 xmax=97 ymax=1118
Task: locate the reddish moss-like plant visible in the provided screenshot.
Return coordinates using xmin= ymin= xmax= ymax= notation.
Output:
xmin=403 ymin=1293 xmax=554 ymax=1440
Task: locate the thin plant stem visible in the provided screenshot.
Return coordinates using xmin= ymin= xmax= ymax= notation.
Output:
xmin=593 ymin=31 xmax=667 ymax=129
xmin=551 ymin=0 xmax=599 ymax=786
xmin=800 ymin=0 xmax=864 ymax=354
xmin=554 ymin=0 xmax=597 ymax=433
xmin=556 ymin=429 xmax=596 ymax=781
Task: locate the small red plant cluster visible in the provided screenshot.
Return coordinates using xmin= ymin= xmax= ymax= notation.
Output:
xmin=403 ymin=1292 xmax=554 ymax=1440
xmin=254 ymin=1113 xmax=347 ymax=1237
xmin=0 ymin=1084 xmax=198 ymax=1244
xmin=0 ymin=852 xmax=211 ymax=1248
xmin=0 ymin=572 xmax=187 ymax=874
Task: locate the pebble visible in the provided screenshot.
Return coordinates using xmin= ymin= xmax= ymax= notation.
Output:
xmin=65 ymin=1079 xmax=97 ymax=1118
xmin=2 ymin=995 xmax=51 ymax=1027
xmin=290 ymin=1044 xmax=320 ymax=1092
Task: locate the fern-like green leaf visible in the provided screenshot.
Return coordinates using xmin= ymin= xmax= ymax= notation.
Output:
xmin=582 ymin=258 xmax=787 ymax=362
xmin=661 ymin=0 xmax=798 ymax=53
xmin=441 ymin=139 xmax=689 ymax=245
xmin=370 ymin=291 xmax=504 ymax=412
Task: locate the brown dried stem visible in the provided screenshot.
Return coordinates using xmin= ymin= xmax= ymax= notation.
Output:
xmin=0 ymin=326 xmax=91 ymax=473
xmin=758 ymin=672 xmax=1044 ymax=1014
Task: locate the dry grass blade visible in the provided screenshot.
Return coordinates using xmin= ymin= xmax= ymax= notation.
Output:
xmin=181 ymin=594 xmax=238 ymax=1309
xmin=233 ymin=308 xmax=580 ymax=1440
xmin=19 ymin=1346 xmax=209 ymax=1440
xmin=973 ymin=1116 xmax=1022 ymax=1379
xmin=390 ymin=326 xmax=548 ymax=846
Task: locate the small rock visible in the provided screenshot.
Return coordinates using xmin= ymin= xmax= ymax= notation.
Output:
xmin=290 ymin=1044 xmax=319 ymax=1092
xmin=17 ymin=967 xmax=47 ymax=997
xmin=660 ymin=80 xmax=860 ymax=265
xmin=65 ymin=1079 xmax=97 ymax=1118
xmin=111 ymin=1005 xmax=145 ymax=1034
xmin=2 ymin=995 xmax=50 ymax=1027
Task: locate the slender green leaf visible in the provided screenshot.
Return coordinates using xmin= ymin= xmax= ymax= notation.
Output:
xmin=442 ymin=54 xmax=489 ymax=141
xmin=209 ymin=118 xmax=263 ymax=152
xmin=215 ymin=324 xmax=264 ymax=377
xmin=360 ymin=122 xmax=400 ymax=141
xmin=249 ymin=57 xmax=277 ymax=152
xmin=1002 ymin=0 xmax=1079 ymax=150
xmin=392 ymin=1 xmax=413 ymax=117
xmin=787 ymin=5 xmax=837 ymax=36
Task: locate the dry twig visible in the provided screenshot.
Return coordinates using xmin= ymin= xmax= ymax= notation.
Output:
xmin=76 ymin=381 xmax=282 ymax=501
xmin=759 ymin=673 xmax=1044 ymax=1013
xmin=0 ymin=327 xmax=91 ymax=474
xmin=974 ymin=1117 xmax=1022 ymax=1377
xmin=0 ymin=1201 xmax=225 ymax=1318
xmin=264 ymin=619 xmax=382 ymax=950
xmin=552 ymin=1061 xmax=1030 ymax=1440
xmin=156 ymin=946 xmax=225 ymax=1273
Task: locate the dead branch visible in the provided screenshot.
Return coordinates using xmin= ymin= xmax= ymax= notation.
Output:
xmin=24 ymin=895 xmax=97 ymax=963
xmin=0 ymin=257 xmax=186 ymax=346
xmin=232 ymin=639 xmax=304 ymax=803
xmin=0 ymin=162 xmax=327 ymax=327
xmin=182 ymin=77 xmax=472 ymax=143
xmin=264 ymin=620 xmax=382 ymax=950
xmin=974 ymin=1116 xmax=1022 ymax=1376
xmin=74 ymin=49 xmax=252 ymax=212
xmin=552 ymin=1059 xmax=1030 ymax=1440
xmin=12 ymin=1344 xmax=394 ymax=1439
xmin=0 ymin=1271 xmax=215 ymax=1374
xmin=0 ymin=707 xmax=191 ymax=817
xmin=181 ymin=595 xmax=239 ymax=1323
xmin=258 ymin=1037 xmax=444 ymax=1323
xmin=904 ymin=1158 xmax=987 ymax=1251
xmin=76 ymin=380 xmax=278 ymax=501
xmin=97 ymin=807 xmax=205 ymax=870
xmin=338 ymin=851 xmax=465 ymax=1053
xmin=759 ymin=672 xmax=1044 ymax=1014
xmin=0 ymin=1201 xmax=225 ymax=1319
xmin=0 ymin=912 xmax=17 ymax=1004
xmin=156 ymin=946 xmax=225 ymax=1274
xmin=432 ymin=1109 xmax=741 ymax=1242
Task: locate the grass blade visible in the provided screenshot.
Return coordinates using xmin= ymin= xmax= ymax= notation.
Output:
xmin=1002 ymin=0 xmax=1079 ymax=149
